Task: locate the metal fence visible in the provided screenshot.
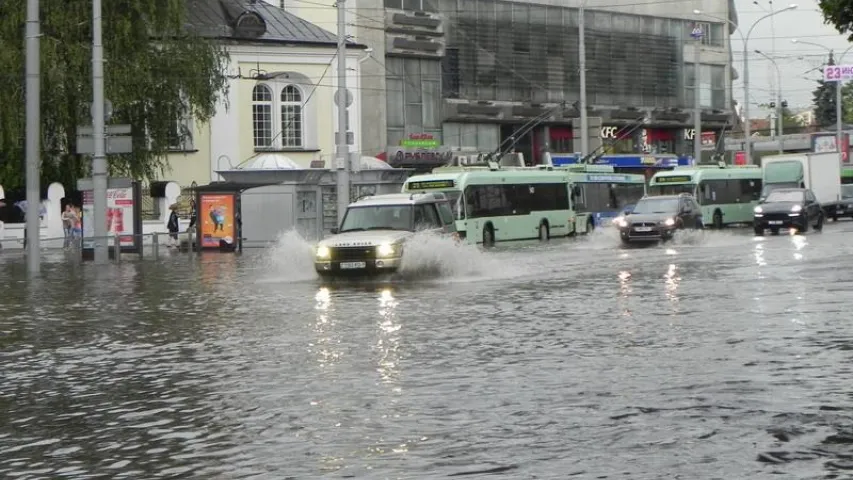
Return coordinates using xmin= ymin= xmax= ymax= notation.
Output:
xmin=0 ymin=231 xmax=203 ymax=263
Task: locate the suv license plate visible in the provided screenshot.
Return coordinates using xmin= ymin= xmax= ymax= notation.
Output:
xmin=768 ymin=221 xmax=783 ymax=225
xmin=340 ymin=261 xmax=366 ymax=269
xmin=634 ymin=226 xmax=652 ymax=232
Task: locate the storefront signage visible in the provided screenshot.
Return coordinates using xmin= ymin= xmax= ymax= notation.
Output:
xmin=199 ymin=193 xmax=236 ymax=248
xmin=684 ymin=129 xmax=716 ymax=144
xmin=600 ymin=126 xmax=622 ymax=139
xmin=586 ymin=174 xmax=633 ymax=183
xmin=400 ymin=133 xmax=440 ymax=148
xmin=386 ymin=146 xmax=454 ymax=167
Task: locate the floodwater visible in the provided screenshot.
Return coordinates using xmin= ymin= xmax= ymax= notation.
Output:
xmin=2 ymin=224 xmax=853 ymax=479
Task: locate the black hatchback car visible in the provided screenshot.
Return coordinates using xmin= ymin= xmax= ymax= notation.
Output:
xmin=753 ymin=188 xmax=824 ymax=235
xmin=615 ymin=194 xmax=704 ymax=244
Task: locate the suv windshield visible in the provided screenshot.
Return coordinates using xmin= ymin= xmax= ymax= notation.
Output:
xmin=765 ymin=190 xmax=804 ymax=203
xmin=340 ymin=205 xmax=413 ymax=232
xmin=631 ymin=197 xmax=680 ymax=214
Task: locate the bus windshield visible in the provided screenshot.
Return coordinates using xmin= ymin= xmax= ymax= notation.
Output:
xmin=648 ymin=184 xmax=695 ymax=196
xmin=575 ymin=183 xmax=645 ymax=213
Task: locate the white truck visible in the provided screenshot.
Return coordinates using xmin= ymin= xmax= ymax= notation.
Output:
xmin=761 ymin=152 xmax=845 ymax=219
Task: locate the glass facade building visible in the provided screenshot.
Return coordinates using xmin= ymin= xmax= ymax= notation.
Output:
xmin=382 ymin=0 xmax=732 ymax=165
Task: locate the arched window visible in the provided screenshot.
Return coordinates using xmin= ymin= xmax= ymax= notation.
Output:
xmin=280 ymin=85 xmax=303 ymax=148
xmin=252 ymin=84 xmax=273 ymax=148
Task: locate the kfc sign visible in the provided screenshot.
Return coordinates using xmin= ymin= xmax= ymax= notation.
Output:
xmin=600 ymin=126 xmax=619 ymax=139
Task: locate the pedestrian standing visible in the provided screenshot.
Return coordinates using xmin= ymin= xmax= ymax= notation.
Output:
xmin=62 ymin=204 xmax=76 ymax=249
xmin=167 ymin=203 xmax=180 ymax=248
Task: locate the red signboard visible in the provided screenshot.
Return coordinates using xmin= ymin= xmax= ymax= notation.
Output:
xmin=734 ymin=151 xmax=746 ymax=165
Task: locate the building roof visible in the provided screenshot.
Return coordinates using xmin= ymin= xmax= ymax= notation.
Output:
xmin=186 ymin=0 xmax=365 ymax=48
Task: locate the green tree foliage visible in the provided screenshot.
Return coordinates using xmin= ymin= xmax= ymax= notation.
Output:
xmin=0 ymin=0 xmax=229 ymax=191
xmin=813 ymin=52 xmax=838 ymax=128
xmin=819 ymin=0 xmax=853 ymax=41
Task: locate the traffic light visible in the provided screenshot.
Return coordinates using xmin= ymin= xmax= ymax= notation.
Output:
xmin=781 ymin=100 xmax=788 ymax=108
xmin=769 ymin=102 xmax=776 ymax=108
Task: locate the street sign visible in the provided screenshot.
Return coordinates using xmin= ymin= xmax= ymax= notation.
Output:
xmin=76 ymin=124 xmax=132 ymax=136
xmin=823 ymin=64 xmax=853 ymax=82
xmin=76 ymin=136 xmax=133 ymax=155
xmin=690 ymin=25 xmax=704 ymax=39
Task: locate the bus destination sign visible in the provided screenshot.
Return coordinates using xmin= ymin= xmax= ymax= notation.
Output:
xmin=654 ymin=175 xmax=692 ymax=183
xmin=407 ymin=179 xmax=455 ymax=190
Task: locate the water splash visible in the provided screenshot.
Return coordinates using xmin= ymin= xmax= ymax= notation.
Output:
xmin=259 ymin=229 xmax=319 ymax=283
xmin=396 ymin=232 xmax=510 ymax=282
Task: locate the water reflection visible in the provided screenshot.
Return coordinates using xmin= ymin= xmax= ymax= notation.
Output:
xmin=664 ymin=264 xmax=680 ymax=303
xmin=791 ymin=235 xmax=807 ymax=261
xmin=754 ymin=243 xmax=767 ymax=268
xmin=376 ymin=289 xmax=401 ymax=389
xmin=312 ymin=288 xmax=341 ymax=368
xmin=618 ymin=270 xmax=632 ymax=317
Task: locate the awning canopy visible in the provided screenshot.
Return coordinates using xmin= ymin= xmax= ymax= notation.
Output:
xmin=193 ymin=181 xmax=283 ymax=193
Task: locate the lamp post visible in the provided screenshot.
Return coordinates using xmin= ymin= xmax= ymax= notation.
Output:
xmin=791 ymin=39 xmax=853 ymax=161
xmin=25 ymin=0 xmax=40 ymax=274
xmin=694 ymin=5 xmax=797 ymax=164
xmin=578 ymin=0 xmax=589 ymax=158
xmin=690 ymin=22 xmax=703 ymax=163
xmin=754 ymin=49 xmax=783 ymax=152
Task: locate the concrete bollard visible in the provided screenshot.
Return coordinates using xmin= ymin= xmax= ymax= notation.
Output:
xmin=114 ymin=235 xmax=121 ymax=263
xmin=152 ymin=232 xmax=159 ymax=260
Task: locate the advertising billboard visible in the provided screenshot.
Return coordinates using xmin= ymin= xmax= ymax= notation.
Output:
xmin=81 ymin=185 xmax=138 ymax=250
xmin=199 ymin=193 xmax=235 ymax=249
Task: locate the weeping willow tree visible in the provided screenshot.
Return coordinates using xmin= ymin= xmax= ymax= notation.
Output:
xmin=0 ymin=0 xmax=229 ymax=191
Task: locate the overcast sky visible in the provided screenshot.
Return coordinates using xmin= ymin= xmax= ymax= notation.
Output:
xmin=731 ymin=0 xmax=852 ymax=114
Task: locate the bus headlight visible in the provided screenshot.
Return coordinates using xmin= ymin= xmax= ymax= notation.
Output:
xmin=377 ymin=243 xmax=397 ymax=257
xmin=316 ymin=245 xmax=330 ymax=259
xmin=664 ymin=218 xmax=675 ymax=226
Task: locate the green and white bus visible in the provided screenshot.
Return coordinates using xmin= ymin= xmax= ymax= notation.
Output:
xmin=648 ymin=165 xmax=763 ymax=228
xmin=401 ymin=167 xmax=582 ymax=245
xmin=558 ymin=164 xmax=647 ymax=229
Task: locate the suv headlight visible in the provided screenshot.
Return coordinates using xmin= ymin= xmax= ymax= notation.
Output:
xmin=664 ymin=218 xmax=675 ymax=226
xmin=316 ymin=245 xmax=330 ymax=259
xmin=613 ymin=217 xmax=628 ymax=228
xmin=377 ymin=243 xmax=399 ymax=257
xmin=791 ymin=204 xmax=802 ymax=212
xmin=754 ymin=206 xmax=763 ymax=214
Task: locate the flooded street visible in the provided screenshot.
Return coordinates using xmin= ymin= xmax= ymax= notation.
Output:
xmin=3 ymin=225 xmax=853 ymax=479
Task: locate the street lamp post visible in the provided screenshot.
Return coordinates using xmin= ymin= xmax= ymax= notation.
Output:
xmin=694 ymin=4 xmax=797 ymax=165
xmin=755 ymin=49 xmax=783 ymax=152
xmin=578 ymin=1 xmax=589 ymax=158
xmin=792 ymin=39 xmax=853 ymax=162
xmin=690 ymin=23 xmax=703 ymax=164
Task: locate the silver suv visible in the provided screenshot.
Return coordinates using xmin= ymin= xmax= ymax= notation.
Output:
xmin=314 ymin=192 xmax=457 ymax=276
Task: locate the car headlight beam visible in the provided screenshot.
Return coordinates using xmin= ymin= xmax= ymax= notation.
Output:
xmin=664 ymin=217 xmax=675 ymax=226
xmin=377 ymin=243 xmax=396 ymax=257
xmin=316 ymin=245 xmax=330 ymax=259
xmin=754 ymin=206 xmax=763 ymax=214
xmin=791 ymin=204 xmax=802 ymax=213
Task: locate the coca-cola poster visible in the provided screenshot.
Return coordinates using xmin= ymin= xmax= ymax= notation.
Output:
xmin=82 ymin=186 xmax=136 ymax=248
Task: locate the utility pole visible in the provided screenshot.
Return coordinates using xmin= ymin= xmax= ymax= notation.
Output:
xmin=691 ymin=23 xmax=703 ymax=164
xmin=578 ymin=3 xmax=589 ymax=158
xmin=25 ymin=0 xmax=41 ymax=274
xmin=335 ymin=0 xmax=351 ymax=225
xmin=92 ymin=0 xmax=108 ymax=263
